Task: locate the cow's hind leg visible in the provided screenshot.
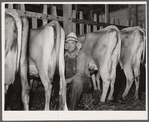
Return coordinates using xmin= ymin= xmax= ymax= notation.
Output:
xmin=96 ymin=74 xmax=101 ymax=91
xmin=39 ymin=70 xmax=52 ymax=110
xmin=58 ymin=59 xmax=68 ymax=110
xmin=20 ymin=66 xmax=30 ymax=110
xmin=134 ymin=66 xmax=140 ymax=100
xmin=122 ymin=65 xmax=134 ymax=100
xmin=91 ymin=74 xmax=97 ymax=90
xmin=100 ymin=70 xmax=110 ymax=102
xmin=20 ymin=17 xmax=30 ymax=110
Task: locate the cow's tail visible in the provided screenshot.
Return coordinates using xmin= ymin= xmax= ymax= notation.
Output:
xmin=116 ymin=28 xmax=122 ymax=64
xmin=109 ymin=26 xmax=122 ymax=63
xmin=141 ymin=28 xmax=146 ymax=64
xmin=5 ymin=8 xmax=22 ymax=71
xmin=49 ymin=20 xmax=61 ymax=67
xmin=131 ymin=26 xmax=146 ymax=64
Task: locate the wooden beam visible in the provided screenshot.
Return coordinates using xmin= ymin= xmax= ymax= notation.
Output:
xmin=8 ymin=4 xmax=13 ymax=9
xmin=72 ymin=18 xmax=127 ymax=29
xmin=79 ymin=11 xmax=84 ymax=35
xmin=93 ymin=14 xmax=97 ymax=32
xmin=51 ymin=5 xmax=57 ymax=15
xmin=127 ymin=5 xmax=130 ymax=26
xmin=17 ymin=4 xmax=25 ymax=11
xmin=135 ymin=5 xmax=138 ymax=26
xmin=63 ymin=5 xmax=72 ymax=36
xmin=105 ymin=4 xmax=109 ymax=23
xmin=72 ymin=10 xmax=76 ymax=33
xmin=42 ymin=4 xmax=48 ymax=25
xmin=5 ymin=8 xmax=64 ymax=22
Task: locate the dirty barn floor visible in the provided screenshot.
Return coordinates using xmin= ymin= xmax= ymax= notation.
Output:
xmin=5 ymin=64 xmax=146 ymax=111
xmin=5 ymin=78 xmax=146 ymax=111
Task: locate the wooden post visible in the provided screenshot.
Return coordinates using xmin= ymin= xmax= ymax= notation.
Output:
xmin=51 ymin=5 xmax=57 ymax=15
xmin=138 ymin=22 xmax=141 ymax=27
xmin=87 ymin=10 xmax=92 ymax=33
xmin=127 ymin=6 xmax=131 ymax=26
xmin=102 ymin=14 xmax=105 ymax=24
xmin=79 ymin=11 xmax=84 ymax=35
xmin=17 ymin=4 xmax=25 ymax=11
xmin=63 ymin=4 xmax=72 ymax=36
xmin=115 ymin=18 xmax=120 ymax=25
xmin=142 ymin=22 xmax=145 ymax=28
xmin=134 ymin=5 xmax=138 ymax=26
xmin=130 ymin=20 xmax=133 ymax=27
xmin=99 ymin=15 xmax=103 ymax=29
xmin=105 ymin=4 xmax=109 ymax=23
xmin=126 ymin=20 xmax=129 ymax=26
xmin=72 ymin=10 xmax=76 ymax=33
xmin=128 ymin=5 xmax=138 ymax=27
xmin=42 ymin=4 xmax=48 ymax=26
xmin=93 ymin=13 xmax=97 ymax=32
xmin=32 ymin=18 xmax=37 ymax=29
xmin=8 ymin=4 xmax=13 ymax=9
xmin=110 ymin=17 xmax=114 ymax=24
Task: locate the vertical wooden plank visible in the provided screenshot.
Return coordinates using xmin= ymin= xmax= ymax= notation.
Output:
xmin=99 ymin=15 xmax=103 ymax=29
xmin=87 ymin=24 xmax=91 ymax=33
xmin=130 ymin=20 xmax=133 ymax=27
xmin=126 ymin=20 xmax=129 ymax=26
xmin=72 ymin=10 xmax=76 ymax=33
xmin=110 ymin=17 xmax=114 ymax=24
xmin=18 ymin=4 xmax=25 ymax=11
xmin=93 ymin=14 xmax=97 ymax=32
xmin=134 ymin=5 xmax=138 ymax=26
xmin=142 ymin=22 xmax=145 ymax=28
xmin=51 ymin=5 xmax=57 ymax=15
xmin=42 ymin=4 xmax=48 ymax=26
xmin=115 ymin=18 xmax=120 ymax=25
xmin=127 ymin=6 xmax=131 ymax=27
xmin=32 ymin=18 xmax=37 ymax=29
xmin=102 ymin=14 xmax=105 ymax=24
xmin=8 ymin=4 xmax=13 ymax=9
xmin=105 ymin=4 xmax=109 ymax=23
xmin=79 ymin=11 xmax=84 ymax=35
xmin=63 ymin=4 xmax=72 ymax=36
xmin=87 ymin=10 xmax=92 ymax=33
xmin=138 ymin=22 xmax=141 ymax=27
xmin=31 ymin=4 xmax=37 ymax=28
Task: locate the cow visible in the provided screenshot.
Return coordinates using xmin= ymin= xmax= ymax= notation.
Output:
xmin=78 ymin=25 xmax=121 ymax=102
xmin=5 ymin=9 xmax=30 ymax=110
xmin=120 ymin=26 xmax=146 ymax=100
xmin=29 ymin=20 xmax=68 ymax=110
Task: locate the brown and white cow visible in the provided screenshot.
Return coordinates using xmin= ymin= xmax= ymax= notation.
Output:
xmin=29 ymin=20 xmax=68 ymax=110
xmin=120 ymin=26 xmax=146 ymax=100
xmin=78 ymin=25 xmax=121 ymax=102
xmin=5 ymin=9 xmax=30 ymax=110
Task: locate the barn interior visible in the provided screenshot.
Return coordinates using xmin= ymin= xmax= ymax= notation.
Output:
xmin=4 ymin=3 xmax=146 ymax=111
xmin=5 ymin=4 xmax=146 ymax=35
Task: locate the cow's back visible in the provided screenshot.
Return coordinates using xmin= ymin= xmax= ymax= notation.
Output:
xmin=120 ymin=28 xmax=145 ymax=67
xmin=82 ymin=29 xmax=119 ymax=68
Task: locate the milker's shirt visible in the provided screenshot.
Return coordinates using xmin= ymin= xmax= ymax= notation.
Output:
xmin=65 ymin=49 xmax=90 ymax=79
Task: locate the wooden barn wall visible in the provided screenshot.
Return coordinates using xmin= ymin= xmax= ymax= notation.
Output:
xmin=129 ymin=5 xmax=146 ymax=28
xmin=109 ymin=8 xmax=128 ymax=26
xmin=137 ymin=5 xmax=146 ymax=28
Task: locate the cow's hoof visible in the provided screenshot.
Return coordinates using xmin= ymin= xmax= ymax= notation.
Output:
xmin=118 ymin=97 xmax=127 ymax=104
xmin=107 ymin=99 xmax=114 ymax=103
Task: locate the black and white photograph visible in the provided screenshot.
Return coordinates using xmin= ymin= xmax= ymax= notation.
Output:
xmin=2 ymin=1 xmax=148 ymax=121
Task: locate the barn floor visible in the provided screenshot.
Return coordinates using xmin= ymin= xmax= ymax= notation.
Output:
xmin=5 ymin=79 xmax=146 ymax=111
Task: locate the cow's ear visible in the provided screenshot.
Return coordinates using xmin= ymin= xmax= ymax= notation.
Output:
xmin=77 ymin=42 xmax=83 ymax=50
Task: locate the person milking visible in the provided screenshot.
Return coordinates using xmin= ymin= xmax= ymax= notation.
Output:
xmin=64 ymin=32 xmax=98 ymax=110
